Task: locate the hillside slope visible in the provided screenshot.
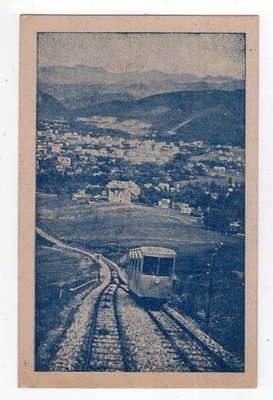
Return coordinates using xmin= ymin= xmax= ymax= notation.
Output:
xmin=37 ymin=88 xmax=245 ymax=146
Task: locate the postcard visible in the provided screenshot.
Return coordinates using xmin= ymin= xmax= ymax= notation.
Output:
xmin=19 ymin=15 xmax=258 ymax=388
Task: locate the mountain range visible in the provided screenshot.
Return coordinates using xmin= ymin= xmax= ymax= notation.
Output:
xmin=38 ymin=65 xmax=245 ymax=100
xmin=37 ymin=65 xmax=245 ymax=146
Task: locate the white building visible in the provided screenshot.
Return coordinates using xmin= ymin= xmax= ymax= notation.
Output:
xmin=72 ymin=189 xmax=88 ymax=200
xmin=213 ymin=166 xmax=226 ymax=173
xmin=57 ymin=156 xmax=71 ymax=167
xmin=158 ymin=198 xmax=171 ymax=209
xmin=158 ymin=182 xmax=170 ymax=191
xmin=180 ymin=203 xmax=192 ymax=215
xmin=192 ymin=140 xmax=204 ymax=148
xmin=107 ymin=180 xmax=140 ymax=197
xmin=144 ymin=183 xmax=153 ymax=189
xmin=108 ymin=189 xmax=131 ymax=204
xmin=51 ymin=144 xmax=62 ymax=153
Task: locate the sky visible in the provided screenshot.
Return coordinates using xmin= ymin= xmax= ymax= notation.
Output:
xmin=38 ymin=33 xmax=245 ymax=79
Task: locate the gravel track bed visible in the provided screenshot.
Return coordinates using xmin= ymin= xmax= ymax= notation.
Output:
xmin=164 ymin=305 xmax=243 ymax=371
xmin=149 ymin=310 xmax=221 ymax=372
xmin=36 ymin=284 xmax=97 ymax=370
xmin=117 ymin=289 xmax=189 ymax=372
xmin=86 ymin=283 xmax=126 ymax=372
xmin=50 ymin=263 xmax=111 ymax=371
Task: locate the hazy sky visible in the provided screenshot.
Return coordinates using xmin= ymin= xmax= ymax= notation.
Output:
xmin=38 ymin=33 xmax=245 ymax=79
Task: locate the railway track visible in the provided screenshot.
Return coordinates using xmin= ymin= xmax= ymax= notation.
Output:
xmin=147 ymin=307 xmax=237 ymax=372
xmin=36 ymin=226 xmax=242 ymax=372
xmin=87 ymin=257 xmax=241 ymax=372
xmin=82 ymin=260 xmax=131 ymax=372
xmin=36 ymin=226 xmax=97 ymax=261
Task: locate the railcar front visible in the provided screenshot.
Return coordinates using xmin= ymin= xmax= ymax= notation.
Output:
xmin=127 ymin=247 xmax=176 ymax=300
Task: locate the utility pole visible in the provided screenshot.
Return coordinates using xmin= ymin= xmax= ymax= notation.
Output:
xmin=205 ymin=242 xmax=223 ymax=328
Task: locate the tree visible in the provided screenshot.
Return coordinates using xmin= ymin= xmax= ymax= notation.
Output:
xmin=203 ymin=208 xmax=230 ymax=232
xmin=203 ymin=181 xmax=245 ymax=232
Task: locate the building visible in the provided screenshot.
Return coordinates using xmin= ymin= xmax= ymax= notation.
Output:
xmin=51 ymin=144 xmax=62 ymax=154
xmin=56 ymin=165 xmax=64 ymax=173
xmin=107 ymin=180 xmax=140 ymax=197
xmin=192 ymin=140 xmax=204 ymax=148
xmin=108 ymin=189 xmax=131 ymax=204
xmin=57 ymin=156 xmax=71 ymax=167
xmin=158 ymin=182 xmax=170 ymax=191
xmin=72 ymin=189 xmax=88 ymax=200
xmin=144 ymin=183 xmax=154 ymax=189
xmin=229 ymin=220 xmax=242 ymax=233
xmin=179 ymin=203 xmax=193 ymax=215
xmin=213 ymin=166 xmax=226 ymax=173
xmin=158 ymin=199 xmax=171 ymax=209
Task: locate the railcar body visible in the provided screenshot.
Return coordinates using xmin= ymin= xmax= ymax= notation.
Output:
xmin=124 ymin=246 xmax=176 ymax=300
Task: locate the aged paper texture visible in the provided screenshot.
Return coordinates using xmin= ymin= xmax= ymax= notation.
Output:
xmin=19 ymin=15 xmax=258 ymax=388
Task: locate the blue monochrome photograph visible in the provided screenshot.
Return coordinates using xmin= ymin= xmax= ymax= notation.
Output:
xmin=35 ymin=32 xmax=246 ymax=373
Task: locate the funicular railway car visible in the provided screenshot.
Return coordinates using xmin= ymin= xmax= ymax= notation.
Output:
xmin=123 ymin=247 xmax=176 ymax=300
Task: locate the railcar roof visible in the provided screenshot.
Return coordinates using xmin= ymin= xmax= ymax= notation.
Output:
xmin=130 ymin=246 xmax=176 ymax=257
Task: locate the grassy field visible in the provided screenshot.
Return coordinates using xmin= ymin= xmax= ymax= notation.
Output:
xmin=36 ymin=193 xmax=245 ymax=360
xmin=36 ymin=194 xmax=234 ymax=255
xmin=35 ymin=235 xmax=99 ymax=370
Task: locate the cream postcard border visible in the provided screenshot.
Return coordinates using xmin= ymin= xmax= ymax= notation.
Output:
xmin=18 ymin=15 xmax=258 ymax=388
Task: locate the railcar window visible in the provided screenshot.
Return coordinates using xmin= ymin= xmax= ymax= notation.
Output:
xmin=142 ymin=256 xmax=158 ymax=275
xmin=158 ymin=258 xmax=174 ymax=276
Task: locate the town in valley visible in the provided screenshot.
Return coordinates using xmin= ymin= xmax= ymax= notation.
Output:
xmin=36 ymin=118 xmax=245 ymax=234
